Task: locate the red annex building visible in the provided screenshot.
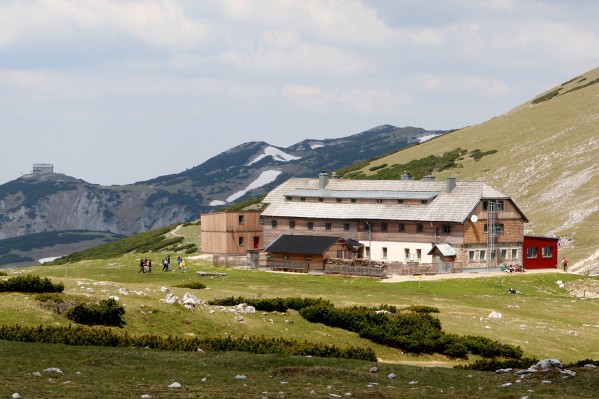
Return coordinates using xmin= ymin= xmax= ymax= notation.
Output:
xmin=522 ymin=235 xmax=559 ymax=269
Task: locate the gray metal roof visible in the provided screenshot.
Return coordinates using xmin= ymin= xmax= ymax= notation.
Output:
xmin=261 ymin=177 xmax=525 ymax=223
xmin=286 ymin=189 xmax=439 ymax=200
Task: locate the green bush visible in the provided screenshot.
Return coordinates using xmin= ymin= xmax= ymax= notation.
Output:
xmin=531 ymin=89 xmax=561 ymax=104
xmin=66 ymin=298 xmax=125 ymax=327
xmin=0 ymin=275 xmax=64 ymax=293
xmin=0 ymin=324 xmax=376 ymax=361
xmin=175 ymin=282 xmax=206 ymax=290
xmin=208 ymin=296 xmax=331 ymax=312
xmin=456 ymin=357 xmax=539 ymax=371
xmin=400 ymin=305 xmax=439 ymax=314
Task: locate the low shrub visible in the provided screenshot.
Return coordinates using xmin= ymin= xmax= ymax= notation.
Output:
xmin=208 ymin=296 xmax=331 ymax=312
xmin=400 ymin=305 xmax=439 ymax=314
xmin=66 ymin=298 xmax=125 ymax=327
xmin=0 ymin=324 xmax=376 ymax=361
xmin=456 ymin=357 xmax=539 ymax=371
xmin=0 ymin=275 xmax=64 ymax=293
xmin=175 ymin=282 xmax=206 ymax=290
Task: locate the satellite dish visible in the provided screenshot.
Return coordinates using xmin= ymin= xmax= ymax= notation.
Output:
xmin=470 ymin=215 xmax=478 ymax=223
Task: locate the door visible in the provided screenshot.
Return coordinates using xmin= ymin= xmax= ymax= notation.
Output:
xmin=253 ymin=236 xmax=260 ymax=249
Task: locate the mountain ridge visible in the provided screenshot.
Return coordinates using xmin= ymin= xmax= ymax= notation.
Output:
xmin=0 ymin=125 xmax=443 ymax=243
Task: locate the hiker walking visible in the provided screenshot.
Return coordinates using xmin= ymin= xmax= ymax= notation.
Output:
xmin=180 ymin=258 xmax=187 ymax=272
xmin=162 ymin=257 xmax=169 ymax=272
xmin=177 ymin=256 xmax=182 ymax=270
xmin=562 ymin=257 xmax=569 ymax=272
xmin=138 ymin=258 xmax=145 ymax=273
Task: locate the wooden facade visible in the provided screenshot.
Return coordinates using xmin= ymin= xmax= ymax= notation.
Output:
xmin=200 ymin=210 xmax=263 ymax=255
xmin=264 ymin=236 xmax=357 ymax=273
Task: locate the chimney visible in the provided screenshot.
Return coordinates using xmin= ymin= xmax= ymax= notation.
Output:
xmin=318 ymin=170 xmax=329 ymax=189
xmin=423 ymin=175 xmax=435 ymax=182
xmin=400 ymin=171 xmax=413 ymax=181
xmin=331 ymin=171 xmax=339 ymax=179
xmin=446 ymin=177 xmax=456 ymax=193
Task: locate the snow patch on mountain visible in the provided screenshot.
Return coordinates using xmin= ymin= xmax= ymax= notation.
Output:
xmin=248 ymin=146 xmax=301 ymax=166
xmin=209 ymin=200 xmax=226 ymax=206
xmin=418 ymin=134 xmax=441 ymax=143
xmin=226 ymin=170 xmax=283 ymax=203
xmin=310 ymin=143 xmax=324 ymax=149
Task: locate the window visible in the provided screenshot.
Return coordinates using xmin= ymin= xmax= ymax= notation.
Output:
xmin=421 ymin=199 xmax=428 ymax=204
xmin=416 ymin=224 xmax=423 ymax=233
xmin=325 ymin=223 xmax=332 ymax=231
xmin=285 ymin=196 xmax=292 ymax=201
xmin=381 ymin=222 xmax=388 ymax=232
xmin=364 ymin=222 xmax=371 ymax=231
xmin=306 ymin=256 xmax=312 ymax=260
xmin=527 ymin=247 xmax=537 ymax=258
xmin=259 ymin=216 xmax=264 ymax=224
xmin=398 ymin=223 xmax=405 ymax=232
xmin=343 ymin=223 xmax=350 ymax=231
xmin=404 ymin=248 xmax=410 ymax=259
xmin=318 ymin=197 xmax=324 ymax=202
xmin=300 ymin=197 xmax=306 ymax=202
xmin=511 ymin=248 xmax=518 ymax=259
xmin=542 ymin=246 xmax=553 ymax=258
xmin=238 ymin=237 xmax=244 ymax=246
xmin=416 ymin=249 xmax=422 ymax=260
xmin=283 ymin=254 xmax=289 ymax=260
xmin=351 ymin=198 xmax=357 ymax=203
xmin=442 ymin=224 xmax=451 ymax=234
xmin=480 ymin=250 xmax=486 ymax=260
xmin=271 ymin=220 xmax=277 ymax=228
xmin=238 ymin=215 xmax=245 ymax=224
xmin=336 ymin=198 xmax=342 ymax=203
xmin=307 ymin=222 xmax=314 ymax=230
xmin=469 ymin=251 xmax=475 ymax=261
xmin=377 ymin=199 xmax=383 ymax=203
xmin=397 ymin=199 xmax=404 ymax=204
xmin=289 ymin=220 xmax=296 ymax=229
xmin=382 ymin=247 xmax=388 ymax=259
xmin=491 ymin=250 xmax=496 ymax=260
xmin=365 ymin=247 xmax=370 ymax=258
xmin=483 ymin=200 xmax=504 ymax=211
xmin=501 ymin=249 xmax=507 ymax=261
xmin=484 ymin=224 xmax=504 ymax=234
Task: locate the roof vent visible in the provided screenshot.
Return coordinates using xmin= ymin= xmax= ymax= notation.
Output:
xmin=400 ymin=171 xmax=413 ymax=181
xmin=447 ymin=177 xmax=456 ymax=193
xmin=423 ymin=175 xmax=435 ymax=182
xmin=318 ymin=170 xmax=329 ymax=189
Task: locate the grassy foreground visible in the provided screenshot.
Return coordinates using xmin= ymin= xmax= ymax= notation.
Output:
xmin=1 ymin=253 xmax=599 ymax=397
xmin=2 ymin=340 xmax=599 ymax=399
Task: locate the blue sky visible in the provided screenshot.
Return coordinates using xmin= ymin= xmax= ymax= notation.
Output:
xmin=1 ymin=0 xmax=598 ymax=186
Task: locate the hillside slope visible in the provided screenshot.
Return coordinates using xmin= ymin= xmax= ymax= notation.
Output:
xmin=357 ymin=67 xmax=599 ymax=273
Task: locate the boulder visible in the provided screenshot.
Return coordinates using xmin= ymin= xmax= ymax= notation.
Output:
xmin=165 ymin=293 xmax=179 ymax=304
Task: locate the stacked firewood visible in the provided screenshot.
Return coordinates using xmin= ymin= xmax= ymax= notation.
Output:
xmin=326 ymin=258 xmax=387 ymax=268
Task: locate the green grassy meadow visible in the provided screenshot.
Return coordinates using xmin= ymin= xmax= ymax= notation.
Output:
xmin=1 ymin=250 xmax=599 ymax=397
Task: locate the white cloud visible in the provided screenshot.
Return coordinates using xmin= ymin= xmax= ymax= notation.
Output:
xmin=0 ymin=0 xmax=212 ymax=49
xmin=283 ymin=85 xmax=410 ymax=113
xmin=220 ymin=30 xmax=370 ymax=75
xmin=220 ymin=0 xmax=397 ymax=46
